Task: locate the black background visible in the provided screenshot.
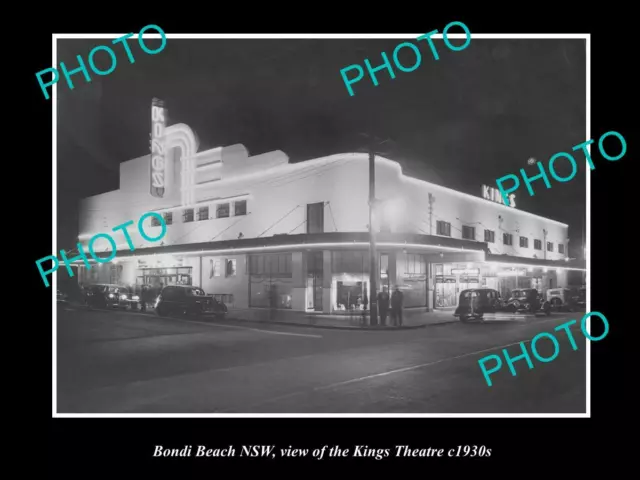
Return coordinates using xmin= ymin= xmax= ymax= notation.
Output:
xmin=13 ymin=7 xmax=630 ymax=475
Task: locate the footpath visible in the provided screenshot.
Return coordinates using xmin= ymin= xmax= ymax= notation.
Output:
xmin=225 ymin=308 xmax=459 ymax=330
xmin=60 ymin=300 xmax=568 ymax=331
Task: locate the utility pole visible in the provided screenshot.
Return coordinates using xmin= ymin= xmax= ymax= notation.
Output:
xmin=428 ymin=193 xmax=435 ymax=235
xmin=357 ymin=133 xmax=394 ymax=327
xmin=368 ymin=147 xmax=379 ymax=326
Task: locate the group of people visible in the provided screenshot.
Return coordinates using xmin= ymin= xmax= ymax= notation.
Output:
xmin=376 ymin=286 xmax=404 ymax=327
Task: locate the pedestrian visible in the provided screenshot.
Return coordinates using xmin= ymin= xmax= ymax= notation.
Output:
xmin=377 ymin=287 xmax=390 ymax=326
xmin=269 ymin=285 xmax=278 ymax=320
xmin=390 ymin=286 xmax=404 ymax=327
xmin=140 ymin=285 xmax=149 ymax=312
xmin=361 ymin=291 xmax=369 ymax=325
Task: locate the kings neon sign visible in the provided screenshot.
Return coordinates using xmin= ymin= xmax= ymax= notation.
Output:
xmin=150 ymin=98 xmax=166 ymax=197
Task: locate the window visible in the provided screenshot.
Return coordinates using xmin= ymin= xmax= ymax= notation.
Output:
xmin=234 ymin=200 xmax=247 ymax=216
xmin=197 ymin=206 xmax=209 ymax=221
xmin=405 ymin=254 xmax=426 ymax=275
xmin=307 ymin=202 xmax=324 ymax=234
xmin=380 ymin=254 xmax=389 ymax=276
xmin=547 ymin=242 xmax=554 ymax=252
xmin=226 ymin=259 xmax=237 ymax=276
xmin=462 ymin=225 xmax=475 ymax=240
xmin=210 ymin=259 xmax=222 ymax=278
xmin=151 ymin=215 xmax=161 ymax=227
xmin=503 ymin=233 xmax=513 ymax=246
xmin=534 ymin=239 xmax=542 ymax=250
xmin=249 ymin=254 xmax=292 ymax=276
xmin=519 ymin=236 xmax=529 ymax=248
xmin=183 ymin=208 xmax=194 ymax=223
xmin=559 ymin=243 xmax=565 ymax=254
xmin=216 ymin=203 xmax=230 ymax=218
xmin=163 ymin=212 xmax=173 ymax=225
xmin=484 ymin=229 xmax=495 ymax=243
xmin=437 ymin=220 xmax=451 ymax=236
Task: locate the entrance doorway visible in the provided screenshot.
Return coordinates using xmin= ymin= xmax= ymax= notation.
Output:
xmin=435 ymin=277 xmax=457 ymax=307
xmin=306 ymin=251 xmax=323 ymax=312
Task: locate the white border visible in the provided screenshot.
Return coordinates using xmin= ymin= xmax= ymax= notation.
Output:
xmin=52 ymin=33 xmax=590 ymax=418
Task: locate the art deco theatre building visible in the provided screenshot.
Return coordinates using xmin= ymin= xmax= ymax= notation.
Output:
xmin=76 ymin=100 xmax=586 ymax=313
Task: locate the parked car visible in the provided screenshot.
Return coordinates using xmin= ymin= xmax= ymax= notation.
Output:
xmin=505 ymin=288 xmax=551 ymax=315
xmin=56 ymin=290 xmax=68 ymax=303
xmin=572 ymin=287 xmax=586 ymax=310
xmin=84 ymin=284 xmax=129 ymax=309
xmin=546 ymin=288 xmax=578 ymax=311
xmin=454 ymin=288 xmax=504 ymax=322
xmin=155 ymin=285 xmax=228 ymax=318
xmin=117 ymin=286 xmax=144 ymax=310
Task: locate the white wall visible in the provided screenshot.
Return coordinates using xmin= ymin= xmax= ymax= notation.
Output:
xmin=199 ymin=254 xmax=248 ymax=309
xmin=78 ymin=145 xmax=569 ymax=262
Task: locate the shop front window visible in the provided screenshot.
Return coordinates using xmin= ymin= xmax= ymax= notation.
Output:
xmin=249 ymin=253 xmax=293 ymax=309
xmin=331 ymin=250 xmax=369 ymax=312
xmin=136 ymin=267 xmax=192 ymax=287
xmin=226 ymin=259 xmax=237 ymax=277
xmin=403 ymin=253 xmax=427 ymax=307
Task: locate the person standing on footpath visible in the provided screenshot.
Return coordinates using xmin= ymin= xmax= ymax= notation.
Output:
xmin=377 ymin=287 xmax=390 ymax=326
xmin=391 ymin=286 xmax=404 ymax=327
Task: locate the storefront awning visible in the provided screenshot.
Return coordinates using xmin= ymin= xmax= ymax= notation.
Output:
xmin=485 ymin=253 xmax=586 ymax=271
xmin=82 ymin=232 xmax=488 ymax=262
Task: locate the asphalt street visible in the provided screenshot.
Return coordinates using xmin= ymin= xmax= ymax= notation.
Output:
xmin=56 ymin=305 xmax=587 ymax=414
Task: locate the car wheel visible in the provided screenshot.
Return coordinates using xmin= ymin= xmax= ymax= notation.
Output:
xmin=156 ymin=306 xmax=167 ymax=317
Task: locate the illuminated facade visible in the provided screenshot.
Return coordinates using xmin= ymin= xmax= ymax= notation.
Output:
xmin=76 ymin=118 xmax=585 ymax=312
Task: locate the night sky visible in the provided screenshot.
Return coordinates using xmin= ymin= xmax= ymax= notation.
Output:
xmin=56 ymin=37 xmax=586 ymax=256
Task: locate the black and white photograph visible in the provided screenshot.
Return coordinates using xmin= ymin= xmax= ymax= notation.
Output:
xmin=53 ymin=33 xmax=590 ymax=416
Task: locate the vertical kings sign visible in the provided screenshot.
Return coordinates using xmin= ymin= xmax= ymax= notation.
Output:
xmin=150 ymin=97 xmax=167 ymax=197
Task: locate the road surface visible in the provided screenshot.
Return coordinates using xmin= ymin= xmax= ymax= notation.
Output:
xmin=56 ymin=305 xmax=587 ymax=414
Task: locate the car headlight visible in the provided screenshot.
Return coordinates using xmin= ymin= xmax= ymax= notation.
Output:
xmin=132 ymin=295 xmax=140 ymax=301
xmin=120 ymin=294 xmax=127 ymax=300
xmin=108 ymin=293 xmax=115 ymax=299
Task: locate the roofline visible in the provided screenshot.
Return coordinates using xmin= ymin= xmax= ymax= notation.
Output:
xmin=81 ymin=149 xmax=570 ymax=228
xmin=312 ymin=153 xmax=569 ymax=227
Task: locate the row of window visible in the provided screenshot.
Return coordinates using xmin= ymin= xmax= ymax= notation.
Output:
xmin=438 ymin=221 xmax=565 ymax=253
xmin=151 ymin=200 xmax=247 ymax=226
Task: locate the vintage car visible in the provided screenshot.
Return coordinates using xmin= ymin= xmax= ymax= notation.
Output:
xmin=505 ymin=288 xmax=551 ymax=315
xmin=116 ymin=286 xmax=144 ymax=310
xmin=546 ymin=288 xmax=578 ymax=311
xmin=84 ymin=284 xmax=132 ymax=309
xmin=155 ymin=285 xmax=228 ymax=318
xmin=573 ymin=287 xmax=586 ymax=310
xmin=454 ymin=288 xmax=503 ymax=322
xmin=56 ymin=290 xmax=68 ymax=303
